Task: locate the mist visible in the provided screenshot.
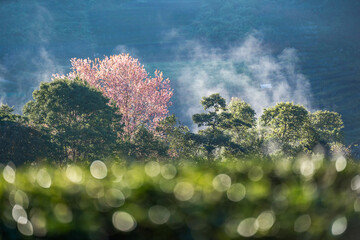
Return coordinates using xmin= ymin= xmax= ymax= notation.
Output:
xmin=174 ymin=35 xmax=311 ymax=124
xmin=0 ymin=3 xmax=64 ymax=111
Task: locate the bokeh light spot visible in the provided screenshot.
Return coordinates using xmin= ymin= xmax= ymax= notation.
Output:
xmin=213 ymin=174 xmax=231 ymax=192
xmin=3 ymin=165 xmax=15 ymax=184
xmin=294 ymin=214 xmax=311 ymax=233
xmin=237 ymin=218 xmax=259 ymax=237
xmin=104 ymin=188 xmax=125 ymax=207
xmin=66 ymin=165 xmax=83 ymax=183
xmin=335 ymin=156 xmax=347 ymax=172
xmin=351 ymin=175 xmax=360 ymax=191
xmin=227 ymin=183 xmax=246 ymax=202
xmin=17 ymin=219 xmax=33 ymax=236
xmin=90 ymin=160 xmax=108 ymax=179
xmin=174 ymin=182 xmax=194 ymax=201
xmin=257 ymin=211 xmax=275 ymax=231
xmin=112 ymin=211 xmax=136 ymax=232
xmin=12 ymin=204 xmax=27 ymax=223
xmin=331 ymin=217 xmax=347 ymax=236
xmin=36 ymin=168 xmax=52 ymax=188
xmin=9 ymin=190 xmax=29 ymax=208
xmin=161 ymin=164 xmax=177 ymax=179
xmin=300 ymin=160 xmax=315 ymax=178
xmin=148 ymin=205 xmax=171 ymax=224
xmin=145 ymin=161 xmax=161 ymax=177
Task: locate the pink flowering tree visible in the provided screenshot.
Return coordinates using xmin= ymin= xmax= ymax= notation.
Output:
xmin=53 ymin=54 xmax=173 ymax=137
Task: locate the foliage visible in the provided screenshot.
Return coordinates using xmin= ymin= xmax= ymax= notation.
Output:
xmin=261 ymin=102 xmax=310 ymax=154
xmin=310 ymin=110 xmax=344 ymax=145
xmin=224 ymin=98 xmax=260 ymax=153
xmin=0 ymin=156 xmax=359 ymax=239
xmin=192 ymin=94 xmax=236 ymax=156
xmin=227 ymin=98 xmax=256 ymax=128
xmin=260 ymin=103 xmax=346 ymax=156
xmin=54 ymin=54 xmax=173 ymax=136
xmin=191 ymin=96 xmax=346 ymax=158
xmin=0 ymin=104 xmax=22 ymax=122
xmin=156 ymin=115 xmax=199 ymax=158
xmin=23 ymin=78 xmax=122 ymax=161
xmin=120 ymin=126 xmax=168 ymax=160
xmin=0 ymin=105 xmax=54 ymax=164
xmin=192 ymin=93 xmax=229 ymax=129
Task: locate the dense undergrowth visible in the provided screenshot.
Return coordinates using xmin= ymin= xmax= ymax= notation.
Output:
xmin=1 ymin=155 xmax=360 ymax=240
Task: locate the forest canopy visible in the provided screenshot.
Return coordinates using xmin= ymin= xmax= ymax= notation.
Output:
xmin=0 ymin=54 xmax=349 ymax=163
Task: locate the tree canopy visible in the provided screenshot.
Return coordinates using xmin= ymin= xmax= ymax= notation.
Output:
xmin=53 ymin=54 xmax=173 ymax=137
xmin=23 ymin=78 xmax=122 ymax=161
xmin=260 ymin=102 xmax=345 ymax=155
xmin=0 ymin=104 xmax=21 ymax=122
xmin=0 ymin=104 xmax=53 ymax=164
xmin=310 ymin=110 xmax=344 ymax=144
xmin=192 ymin=94 xmax=249 ymax=157
xmin=225 ymin=98 xmax=259 ymax=152
xmin=260 ymin=102 xmax=309 ymax=153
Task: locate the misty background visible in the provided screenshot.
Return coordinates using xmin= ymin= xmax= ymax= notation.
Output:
xmin=1 ymin=0 xmax=360 ymax=145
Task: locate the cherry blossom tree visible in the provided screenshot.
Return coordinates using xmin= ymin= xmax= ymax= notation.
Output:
xmin=54 ymin=54 xmax=173 ymax=136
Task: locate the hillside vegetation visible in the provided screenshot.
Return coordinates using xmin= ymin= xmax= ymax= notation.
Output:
xmin=1 ymin=157 xmax=360 ymax=239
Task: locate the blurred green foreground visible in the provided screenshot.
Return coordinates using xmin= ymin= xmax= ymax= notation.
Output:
xmin=1 ymin=156 xmax=360 ymax=240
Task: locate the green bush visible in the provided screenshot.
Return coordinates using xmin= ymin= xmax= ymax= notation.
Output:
xmin=0 ymin=155 xmax=359 ymax=239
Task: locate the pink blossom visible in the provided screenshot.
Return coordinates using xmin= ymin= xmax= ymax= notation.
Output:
xmin=53 ymin=54 xmax=173 ymax=137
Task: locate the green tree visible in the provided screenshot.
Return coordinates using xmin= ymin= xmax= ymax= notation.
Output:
xmin=307 ymin=110 xmax=345 ymax=155
xmin=192 ymin=94 xmax=242 ymax=158
xmin=192 ymin=93 xmax=229 ymax=130
xmin=0 ymin=104 xmax=54 ymax=164
xmin=119 ymin=115 xmax=197 ymax=160
xmin=0 ymin=104 xmax=21 ymax=122
xmin=227 ymin=98 xmax=256 ymax=127
xmin=224 ymin=98 xmax=260 ymax=152
xmin=310 ymin=110 xmax=344 ymax=144
xmin=156 ymin=115 xmax=198 ymax=158
xmin=23 ymin=78 xmax=122 ymax=161
xmin=120 ymin=126 xmax=168 ymax=160
xmin=261 ymin=102 xmax=309 ymax=154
